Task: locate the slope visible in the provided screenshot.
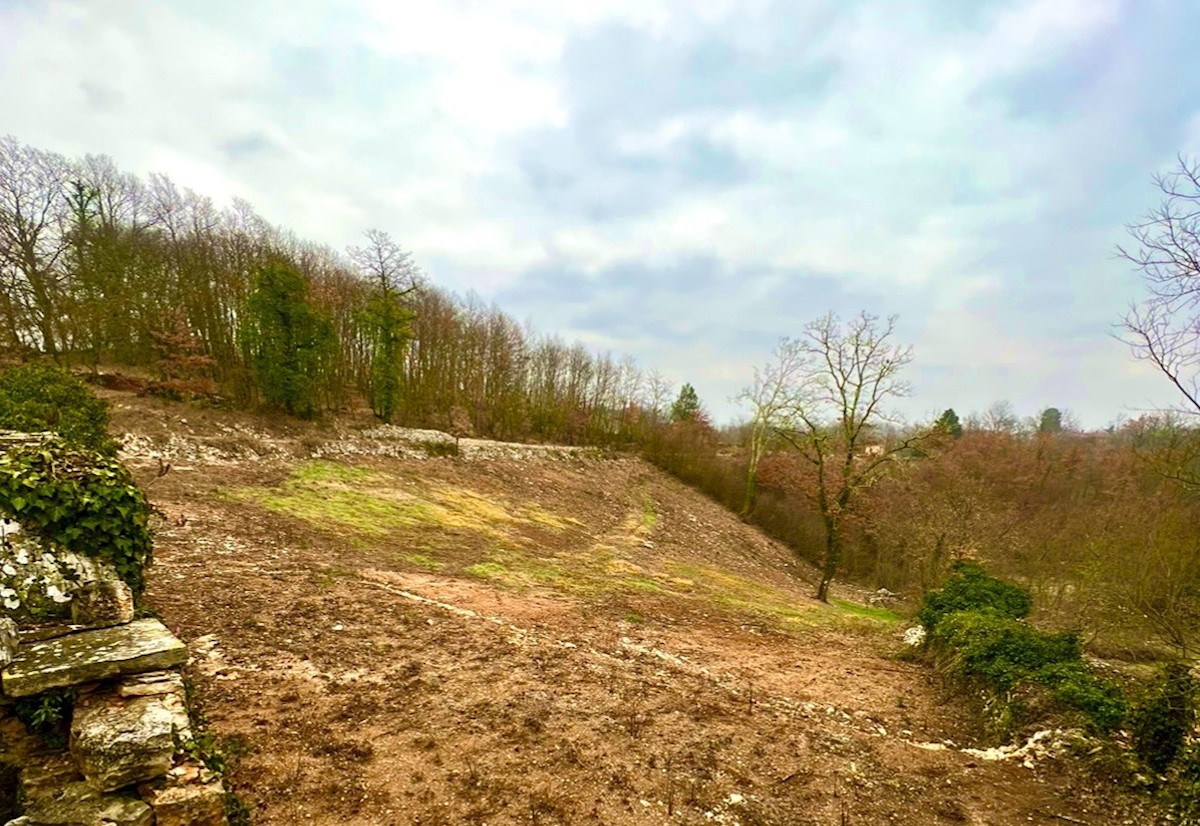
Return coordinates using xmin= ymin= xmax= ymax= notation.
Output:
xmin=106 ymin=394 xmax=1154 ymax=825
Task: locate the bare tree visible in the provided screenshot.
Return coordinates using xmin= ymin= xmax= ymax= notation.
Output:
xmin=347 ymin=228 xmax=421 ymax=299
xmin=767 ymin=312 xmax=933 ymax=602
xmin=1120 ymin=155 xmax=1200 ymax=415
xmin=981 ymin=400 xmax=1020 ymax=434
xmin=734 ymin=339 xmax=806 ymax=519
xmin=0 ymin=136 xmax=72 ymax=356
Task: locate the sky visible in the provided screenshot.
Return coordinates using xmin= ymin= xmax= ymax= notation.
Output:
xmin=1 ymin=0 xmax=1198 ymax=427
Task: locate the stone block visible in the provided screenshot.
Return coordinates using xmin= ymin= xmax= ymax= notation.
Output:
xmin=2 ymin=619 xmax=187 ymax=698
xmin=0 ymin=620 xmax=16 ymax=670
xmin=70 ymin=680 xmax=190 ymax=792
xmin=116 ymin=670 xmax=185 ymax=698
xmin=19 ymin=753 xmax=152 ymax=825
xmin=142 ymin=778 xmax=227 ymax=826
xmin=70 ymin=579 xmax=135 ymax=628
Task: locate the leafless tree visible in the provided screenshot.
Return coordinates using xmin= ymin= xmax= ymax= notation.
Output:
xmin=1119 ymin=155 xmax=1200 ymax=415
xmin=0 ymin=136 xmax=72 ymax=355
xmin=347 ymin=228 xmax=421 ymax=299
xmin=767 ymin=312 xmax=934 ymax=602
xmin=734 ymin=339 xmax=806 ymax=519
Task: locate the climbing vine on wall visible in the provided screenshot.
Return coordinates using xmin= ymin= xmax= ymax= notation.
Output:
xmin=0 ymin=439 xmax=155 ymax=594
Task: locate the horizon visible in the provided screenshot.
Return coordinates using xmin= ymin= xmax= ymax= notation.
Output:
xmin=2 ymin=0 xmax=1196 ymax=427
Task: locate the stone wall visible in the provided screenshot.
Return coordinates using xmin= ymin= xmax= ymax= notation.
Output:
xmin=0 ymin=433 xmax=226 ymax=825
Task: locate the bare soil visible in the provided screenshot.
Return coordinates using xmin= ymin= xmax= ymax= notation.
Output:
xmin=106 ymin=393 xmax=1158 ymax=825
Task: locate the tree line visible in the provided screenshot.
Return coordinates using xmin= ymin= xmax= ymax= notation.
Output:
xmin=0 ymin=135 xmax=677 ymax=444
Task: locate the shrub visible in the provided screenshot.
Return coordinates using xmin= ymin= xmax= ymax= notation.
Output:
xmin=931 ymin=610 xmax=1080 ymax=691
xmin=917 ymin=560 xmax=1033 ymax=632
xmin=1034 ymin=662 xmax=1127 ymax=733
xmin=0 ymin=364 xmax=114 ymax=453
xmin=0 ymin=438 xmax=154 ymax=593
xmin=1166 ymin=741 xmax=1200 ymax=821
xmin=923 ymin=565 xmax=1127 ymax=735
xmin=1131 ymin=662 xmax=1197 ymax=774
xmin=14 ymin=688 xmax=76 ymax=749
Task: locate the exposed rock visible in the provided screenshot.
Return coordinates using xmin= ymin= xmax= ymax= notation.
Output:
xmin=116 ymin=670 xmax=185 ymax=698
xmin=141 ymin=778 xmax=227 ymax=826
xmin=16 ymin=627 xmax=85 ymax=645
xmin=70 ymin=679 xmax=190 ymax=792
xmin=0 ymin=711 xmax=45 ymax=764
xmin=23 ymin=784 xmax=152 ymax=825
xmin=0 ymin=620 xmax=17 ymax=670
xmin=0 ymin=536 xmax=126 ymax=624
xmin=18 ymin=752 xmax=152 ymax=824
xmin=2 ymin=619 xmax=187 ymax=697
xmin=70 ymin=579 xmax=135 ymax=629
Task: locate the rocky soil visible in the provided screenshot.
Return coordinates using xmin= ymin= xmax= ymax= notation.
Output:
xmin=106 ymin=394 xmax=1160 ymax=825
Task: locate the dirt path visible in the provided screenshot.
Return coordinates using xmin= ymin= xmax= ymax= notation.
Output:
xmin=107 ymin=403 xmax=1154 ymax=824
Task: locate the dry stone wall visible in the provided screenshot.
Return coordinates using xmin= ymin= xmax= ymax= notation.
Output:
xmin=0 ymin=432 xmax=226 ymax=825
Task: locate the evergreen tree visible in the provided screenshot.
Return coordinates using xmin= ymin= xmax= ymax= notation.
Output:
xmin=360 ymin=291 xmax=414 ymax=421
xmin=937 ymin=408 xmax=963 ymax=438
xmin=1038 ymin=407 xmax=1063 ymax=434
xmin=670 ymin=383 xmax=702 ymax=422
xmin=239 ymin=264 xmax=334 ymax=419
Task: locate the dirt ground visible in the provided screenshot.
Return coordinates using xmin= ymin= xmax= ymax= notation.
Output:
xmin=106 ymin=394 xmax=1159 ymax=825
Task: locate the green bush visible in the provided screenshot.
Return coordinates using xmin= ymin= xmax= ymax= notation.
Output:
xmin=917 ymin=560 xmax=1033 ymax=631
xmin=932 ymin=611 xmax=1125 ymax=733
xmin=14 ymin=688 xmax=76 ymax=749
xmin=1034 ymin=662 xmax=1127 ymax=733
xmin=931 ymin=610 xmax=1080 ymax=691
xmin=1166 ymin=741 xmax=1200 ymax=822
xmin=1131 ymin=662 xmax=1197 ymax=774
xmin=0 ymin=438 xmax=154 ymax=593
xmin=0 ymin=364 xmax=113 ymax=453
xmin=924 ymin=567 xmax=1127 ymax=735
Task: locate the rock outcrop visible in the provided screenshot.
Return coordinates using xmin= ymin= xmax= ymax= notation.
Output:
xmin=0 ymin=620 xmax=221 ymax=825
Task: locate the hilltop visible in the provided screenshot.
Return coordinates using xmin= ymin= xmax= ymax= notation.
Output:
xmin=104 ymin=391 xmax=1154 ymax=825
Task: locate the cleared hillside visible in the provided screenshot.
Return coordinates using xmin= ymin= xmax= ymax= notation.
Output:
xmin=106 ymin=394 xmax=1155 ymax=825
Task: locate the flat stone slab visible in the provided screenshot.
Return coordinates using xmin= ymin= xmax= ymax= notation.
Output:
xmin=2 ymin=619 xmax=187 ymax=698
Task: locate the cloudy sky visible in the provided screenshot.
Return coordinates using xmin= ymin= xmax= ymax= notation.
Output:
xmin=2 ymin=0 xmax=1197 ymax=426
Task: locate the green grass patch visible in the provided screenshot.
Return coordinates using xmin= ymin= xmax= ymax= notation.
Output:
xmin=832 ymin=599 xmax=902 ymax=623
xmin=250 ymin=487 xmax=430 ymax=535
xmin=640 ymin=498 xmax=659 ymax=529
xmin=231 ymin=461 xmax=580 ymax=546
xmin=398 ymin=552 xmax=445 ymax=570
xmin=291 ymin=460 xmax=377 ymax=484
xmin=465 ymin=561 xmax=508 ymax=580
xmin=620 ymin=576 xmax=663 ymax=593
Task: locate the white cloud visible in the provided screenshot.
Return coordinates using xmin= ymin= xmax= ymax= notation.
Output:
xmin=0 ymin=0 xmax=1191 ymax=426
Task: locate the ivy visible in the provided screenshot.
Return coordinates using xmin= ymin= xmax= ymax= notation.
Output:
xmin=0 ymin=438 xmax=154 ymax=594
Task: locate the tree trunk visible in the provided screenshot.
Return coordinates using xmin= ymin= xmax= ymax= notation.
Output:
xmin=740 ymin=465 xmax=758 ymax=521
xmin=817 ymin=515 xmax=839 ymax=602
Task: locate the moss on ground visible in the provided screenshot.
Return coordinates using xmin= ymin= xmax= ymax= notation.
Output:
xmin=228 ymin=459 xmax=892 ymax=634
